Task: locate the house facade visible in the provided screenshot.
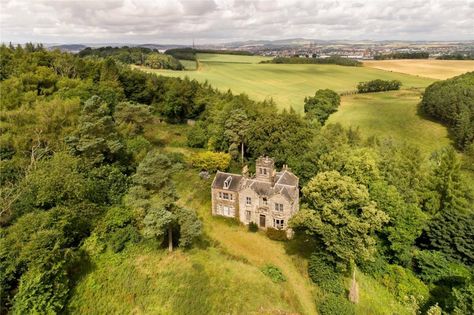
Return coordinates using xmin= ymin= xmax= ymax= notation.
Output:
xmin=211 ymin=156 xmax=299 ymax=230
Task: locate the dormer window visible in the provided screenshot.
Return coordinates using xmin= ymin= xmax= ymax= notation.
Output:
xmin=223 ymin=176 xmax=232 ymax=189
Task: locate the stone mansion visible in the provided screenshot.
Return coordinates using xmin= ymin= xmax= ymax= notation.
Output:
xmin=211 ymin=156 xmax=299 ymax=230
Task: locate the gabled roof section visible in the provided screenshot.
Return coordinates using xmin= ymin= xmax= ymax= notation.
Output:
xmin=212 ymin=171 xmax=242 ymax=191
xmin=275 ymin=170 xmax=298 ymax=187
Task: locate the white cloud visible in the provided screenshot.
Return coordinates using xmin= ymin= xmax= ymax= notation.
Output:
xmin=0 ymin=0 xmax=472 ymax=44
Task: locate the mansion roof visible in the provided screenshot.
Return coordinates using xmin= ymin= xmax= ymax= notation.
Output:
xmin=212 ymin=169 xmax=299 ymax=202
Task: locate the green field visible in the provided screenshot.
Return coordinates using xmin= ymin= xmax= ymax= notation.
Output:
xmin=143 ymin=53 xmax=435 ymax=112
xmin=327 ymin=89 xmax=451 ymax=154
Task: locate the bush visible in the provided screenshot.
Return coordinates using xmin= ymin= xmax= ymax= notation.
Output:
xmin=261 ymin=264 xmax=286 ymax=283
xmin=357 ymin=79 xmax=401 ymax=93
xmin=304 ymin=89 xmax=341 ymax=125
xmin=318 ymin=293 xmax=355 ymax=315
xmin=265 ymin=227 xmax=287 ymax=241
xmin=379 ymin=264 xmax=429 ymax=304
xmin=308 ymin=252 xmax=345 ymax=295
xmin=248 ymin=222 xmax=259 ymax=232
xmin=188 ymin=151 xmax=231 ymax=172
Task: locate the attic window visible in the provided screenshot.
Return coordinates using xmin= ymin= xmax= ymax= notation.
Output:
xmin=224 ymin=176 xmax=232 ymax=189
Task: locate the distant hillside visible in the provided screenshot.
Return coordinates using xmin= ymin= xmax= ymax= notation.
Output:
xmin=48 ymin=44 xmax=87 ymax=53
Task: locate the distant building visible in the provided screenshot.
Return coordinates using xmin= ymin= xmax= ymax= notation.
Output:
xmin=211 ymin=156 xmax=299 ymax=230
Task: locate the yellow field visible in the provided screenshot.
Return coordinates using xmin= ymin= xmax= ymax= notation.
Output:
xmin=364 ymin=59 xmax=474 ymax=80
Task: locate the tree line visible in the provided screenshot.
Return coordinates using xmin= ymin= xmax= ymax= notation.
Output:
xmin=78 ymin=46 xmax=184 ymax=70
xmin=260 ymin=56 xmax=362 ymax=67
xmin=420 ymin=72 xmax=474 ymax=151
xmin=165 ymin=47 xmax=254 ymax=61
xmin=374 ymin=52 xmax=429 ymax=60
xmin=357 ymin=79 xmax=401 ymax=93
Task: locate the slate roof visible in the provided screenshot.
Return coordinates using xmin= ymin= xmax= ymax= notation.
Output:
xmin=275 ymin=170 xmax=298 ymax=187
xmin=211 ymin=171 xmax=243 ymax=191
xmin=212 ymin=166 xmax=299 ymax=202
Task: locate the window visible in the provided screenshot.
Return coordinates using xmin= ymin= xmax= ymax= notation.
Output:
xmin=223 ymin=176 xmax=232 ymax=189
xmin=230 ymin=193 xmax=233 ymax=201
xmin=273 ymin=219 xmax=284 ymax=229
xmin=274 ymin=203 xmax=284 ymax=211
xmin=262 ymin=197 xmax=268 ymax=205
xmin=223 ymin=206 xmax=234 ymax=217
xmin=222 ymin=192 xmax=229 ymax=200
xmin=245 ymin=210 xmax=251 ymax=221
xmin=219 ymin=192 xmax=222 ymax=199
xmin=259 ymin=168 xmax=263 ymax=174
xmin=246 ymin=197 xmax=252 ymax=205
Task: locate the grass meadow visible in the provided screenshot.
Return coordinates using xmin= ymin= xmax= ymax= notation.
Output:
xmin=364 ymin=59 xmax=474 ymax=80
xmin=327 ymin=89 xmax=451 ymax=154
xmin=141 ymin=53 xmax=435 ymax=112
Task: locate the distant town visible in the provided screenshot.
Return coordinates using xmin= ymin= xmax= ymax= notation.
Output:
xmin=41 ymin=39 xmax=474 ymax=60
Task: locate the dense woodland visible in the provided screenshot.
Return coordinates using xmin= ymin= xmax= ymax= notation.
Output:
xmin=261 ymin=56 xmax=362 ymax=67
xmin=78 ymin=46 xmax=184 ymax=70
xmin=1 ymin=45 xmax=473 ymax=314
xmin=420 ymin=72 xmax=474 ymax=151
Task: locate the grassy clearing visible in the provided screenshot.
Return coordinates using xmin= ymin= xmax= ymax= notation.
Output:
xmin=68 ymin=245 xmax=297 ymax=314
xmin=327 ymin=89 xmax=451 ymax=154
xmin=364 ymin=59 xmax=474 ymax=80
xmin=141 ymin=53 xmax=434 ymax=112
xmin=179 ymin=59 xmax=197 ymax=70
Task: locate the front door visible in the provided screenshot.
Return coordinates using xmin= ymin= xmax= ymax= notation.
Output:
xmin=259 ymin=214 xmax=266 ymax=227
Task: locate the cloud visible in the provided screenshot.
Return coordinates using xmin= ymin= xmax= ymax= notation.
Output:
xmin=0 ymin=0 xmax=472 ymax=44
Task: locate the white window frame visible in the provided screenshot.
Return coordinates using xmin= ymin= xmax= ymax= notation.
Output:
xmin=274 ymin=203 xmax=284 ymax=211
xmin=262 ymin=197 xmax=268 ymax=205
xmin=273 ymin=219 xmax=284 ymax=229
xmin=246 ymin=197 xmax=252 ymax=205
xmin=223 ymin=192 xmax=229 ymax=200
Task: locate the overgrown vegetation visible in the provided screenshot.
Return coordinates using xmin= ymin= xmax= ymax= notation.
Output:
xmin=1 ymin=43 xmax=472 ymax=315
xmin=261 ymin=55 xmax=362 ymax=66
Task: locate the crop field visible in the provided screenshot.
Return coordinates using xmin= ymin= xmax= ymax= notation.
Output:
xmin=327 ymin=89 xmax=451 ymax=154
xmin=142 ymin=53 xmax=434 ymax=112
xmin=364 ymin=59 xmax=474 ymax=80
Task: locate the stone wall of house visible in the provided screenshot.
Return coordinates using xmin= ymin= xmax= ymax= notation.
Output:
xmin=211 ymin=188 xmax=239 ymax=219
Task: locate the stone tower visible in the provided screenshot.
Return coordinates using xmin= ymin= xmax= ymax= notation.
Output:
xmin=255 ymin=156 xmax=274 ymax=183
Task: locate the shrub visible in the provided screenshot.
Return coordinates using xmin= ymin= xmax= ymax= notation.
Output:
xmin=265 ymin=227 xmax=287 ymax=241
xmin=187 ymin=123 xmax=208 ymax=148
xmin=308 ymin=252 xmax=345 ymax=295
xmin=318 ymin=293 xmax=355 ymax=315
xmin=188 ymin=151 xmax=231 ymax=172
xmin=261 ymin=264 xmax=286 ymax=283
xmin=248 ymin=222 xmax=259 ymax=232
xmin=379 ymin=264 xmax=429 ymax=304
xmin=357 ymin=79 xmax=401 ymax=93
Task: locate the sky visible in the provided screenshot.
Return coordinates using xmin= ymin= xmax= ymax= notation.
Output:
xmin=1 ymin=0 xmax=473 ymax=45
